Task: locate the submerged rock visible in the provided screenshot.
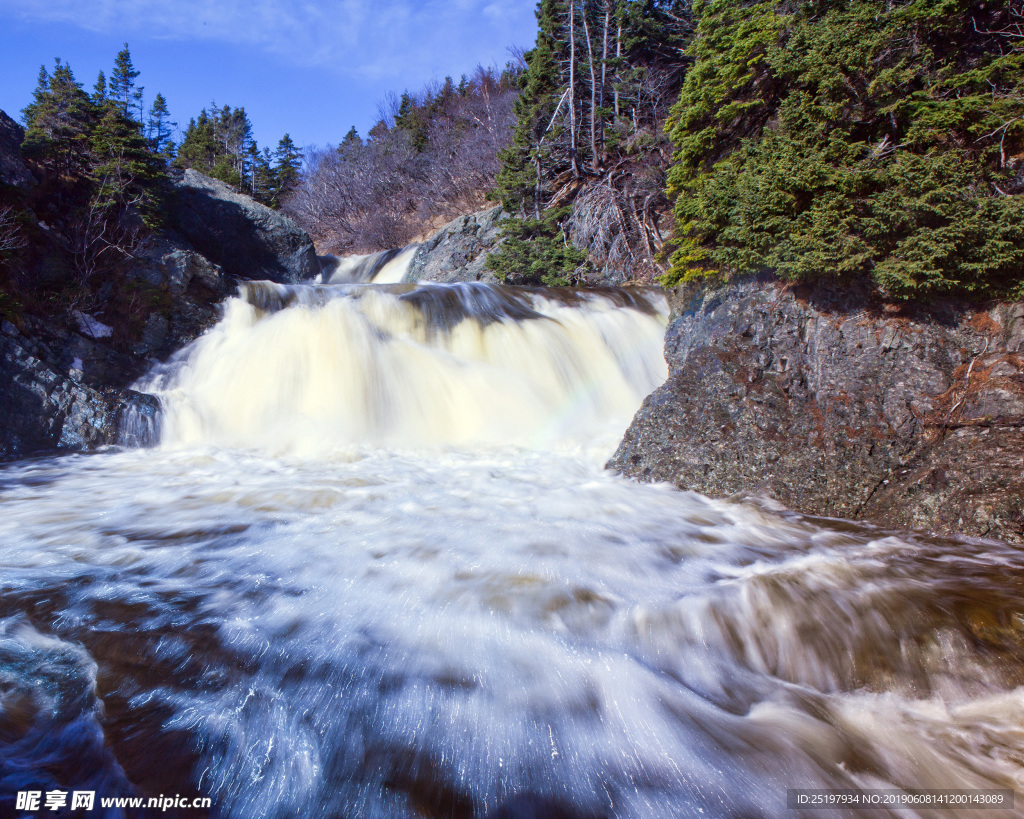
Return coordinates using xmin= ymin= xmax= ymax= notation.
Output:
xmin=168 ymin=169 xmax=320 ymax=283
xmin=609 ymin=275 xmax=1024 ymax=543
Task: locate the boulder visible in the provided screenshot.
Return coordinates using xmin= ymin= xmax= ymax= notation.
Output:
xmin=608 ymin=275 xmax=1024 ymax=543
xmin=168 ymin=169 xmax=319 ymax=283
xmin=407 ymin=206 xmax=506 ymax=283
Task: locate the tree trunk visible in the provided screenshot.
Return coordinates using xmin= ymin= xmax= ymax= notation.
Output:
xmin=600 ymin=4 xmax=610 ymax=159
xmin=614 ymin=21 xmax=622 ymax=120
xmin=583 ymin=5 xmax=599 ymax=172
xmin=569 ymin=1 xmax=580 ymax=177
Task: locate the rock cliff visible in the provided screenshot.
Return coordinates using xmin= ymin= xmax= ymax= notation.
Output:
xmin=609 ymin=276 xmax=1024 ymax=543
xmin=0 ymin=116 xmax=321 ymax=457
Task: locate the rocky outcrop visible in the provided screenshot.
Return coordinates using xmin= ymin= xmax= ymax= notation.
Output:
xmin=0 ymin=321 xmax=158 ymax=457
xmin=407 ymin=206 xmax=506 ymax=283
xmin=0 ymin=112 xmax=327 ymax=457
xmin=609 ymin=276 xmax=1024 ymax=543
xmin=0 ymin=111 xmax=32 ymax=189
xmin=121 ymin=235 xmax=232 ymax=363
xmin=168 ymin=169 xmax=320 ymax=283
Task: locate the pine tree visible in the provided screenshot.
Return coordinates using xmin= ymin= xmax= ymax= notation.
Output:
xmin=109 ymin=43 xmax=141 ymax=120
xmin=22 ymin=59 xmax=98 ymax=174
xmin=92 ymin=71 xmax=107 ymax=104
xmin=146 ymin=93 xmax=175 ymax=156
xmin=273 ymin=134 xmax=303 ymax=199
xmin=491 ymin=0 xmax=569 ymax=218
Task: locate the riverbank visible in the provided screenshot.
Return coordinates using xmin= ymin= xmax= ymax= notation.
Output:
xmin=609 ymin=275 xmax=1024 ymax=544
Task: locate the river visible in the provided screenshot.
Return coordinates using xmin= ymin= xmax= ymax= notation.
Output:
xmin=1 ymin=281 xmax=1022 ymax=817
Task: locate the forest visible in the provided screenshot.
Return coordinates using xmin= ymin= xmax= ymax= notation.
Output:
xmin=4 ymin=0 xmax=1024 ymax=306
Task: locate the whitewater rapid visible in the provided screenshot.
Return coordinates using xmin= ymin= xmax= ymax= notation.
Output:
xmin=1 ymin=280 xmax=1022 ymax=818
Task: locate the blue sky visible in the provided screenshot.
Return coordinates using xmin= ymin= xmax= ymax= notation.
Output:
xmin=0 ymin=0 xmax=538 ymax=152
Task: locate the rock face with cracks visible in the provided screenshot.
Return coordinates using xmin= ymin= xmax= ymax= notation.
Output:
xmin=608 ymin=275 xmax=1024 ymax=544
xmin=407 ymin=206 xmax=506 ymax=284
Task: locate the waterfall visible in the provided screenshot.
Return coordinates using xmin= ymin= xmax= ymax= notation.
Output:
xmin=135 ymin=280 xmax=669 ymax=454
xmin=322 ymin=244 xmax=421 ymax=284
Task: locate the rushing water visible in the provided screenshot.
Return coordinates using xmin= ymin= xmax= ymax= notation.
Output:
xmin=2 ymin=280 xmax=1024 ymax=818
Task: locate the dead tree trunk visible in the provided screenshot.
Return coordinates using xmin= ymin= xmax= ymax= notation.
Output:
xmin=583 ymin=4 xmax=599 ymax=172
xmin=600 ymin=3 xmax=610 ymax=156
xmin=613 ymin=20 xmax=622 ymax=120
xmin=568 ymin=1 xmax=580 ymax=177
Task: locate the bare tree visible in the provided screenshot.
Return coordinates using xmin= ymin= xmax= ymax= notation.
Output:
xmin=285 ymin=66 xmax=519 ymax=253
xmin=0 ymin=206 xmax=27 ymax=256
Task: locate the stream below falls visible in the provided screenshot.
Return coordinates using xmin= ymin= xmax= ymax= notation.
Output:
xmin=1 ymin=281 xmax=1023 ymax=818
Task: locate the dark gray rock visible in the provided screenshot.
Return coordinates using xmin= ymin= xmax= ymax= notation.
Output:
xmin=407 ymin=206 xmax=506 ymax=283
xmin=168 ymin=169 xmax=319 ymax=283
xmin=123 ymin=234 xmax=231 ymax=362
xmin=609 ymin=275 xmax=1024 ymax=543
xmin=0 ymin=110 xmax=32 ymax=189
xmin=0 ymin=321 xmax=159 ymax=457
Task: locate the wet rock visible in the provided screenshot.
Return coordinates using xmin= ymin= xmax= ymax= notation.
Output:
xmin=0 ymin=110 xmax=33 ymax=189
xmin=0 ymin=322 xmax=158 ymax=457
xmin=168 ymin=168 xmax=319 ymax=283
xmin=609 ymin=275 xmax=1024 ymax=543
xmin=408 ymin=206 xmax=506 ymax=283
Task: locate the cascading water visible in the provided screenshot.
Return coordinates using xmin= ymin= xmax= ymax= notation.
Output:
xmin=1 ymin=277 xmax=1023 ymax=818
xmin=322 ymin=244 xmax=420 ymax=284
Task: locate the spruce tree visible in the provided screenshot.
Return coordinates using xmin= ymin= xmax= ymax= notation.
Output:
xmin=146 ymin=93 xmax=175 ymax=156
xmin=250 ymin=146 xmax=277 ymax=205
xmin=92 ymin=71 xmax=107 ymax=104
xmin=273 ymin=134 xmax=303 ymax=199
xmin=394 ymin=93 xmax=428 ymax=152
xmin=491 ymin=0 xmax=568 ymax=218
xmin=90 ymin=100 xmax=165 ymax=218
xmin=109 ymin=43 xmax=141 ymax=119
xmin=22 ymin=59 xmax=98 ymax=174
xmin=663 ymin=0 xmax=1024 ymax=299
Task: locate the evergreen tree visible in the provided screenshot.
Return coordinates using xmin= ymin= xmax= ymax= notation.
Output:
xmin=491 ymin=0 xmax=569 ymax=218
xmin=394 ymin=93 xmax=429 ymax=152
xmin=90 ymin=101 xmax=165 ymax=217
xmin=273 ymin=134 xmax=303 ymax=198
xmin=250 ymin=146 xmax=277 ymax=206
xmin=92 ymin=71 xmax=107 ymax=104
xmin=175 ymin=113 xmax=219 ymax=172
xmin=22 ymin=59 xmax=98 ymax=174
xmin=21 ymin=64 xmax=52 ymax=130
xmin=341 ymin=126 xmax=361 ymax=149
xmin=109 ymin=43 xmax=141 ymax=119
xmin=146 ymin=93 xmax=175 ymax=156
xmin=174 ymin=104 xmax=256 ymax=189
xmin=663 ymin=0 xmax=1024 ymax=299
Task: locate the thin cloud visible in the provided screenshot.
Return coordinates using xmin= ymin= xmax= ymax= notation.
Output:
xmin=0 ymin=0 xmax=535 ymax=81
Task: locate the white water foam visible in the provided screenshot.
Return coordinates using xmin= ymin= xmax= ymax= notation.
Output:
xmin=1 ymin=281 xmax=1022 ymax=817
